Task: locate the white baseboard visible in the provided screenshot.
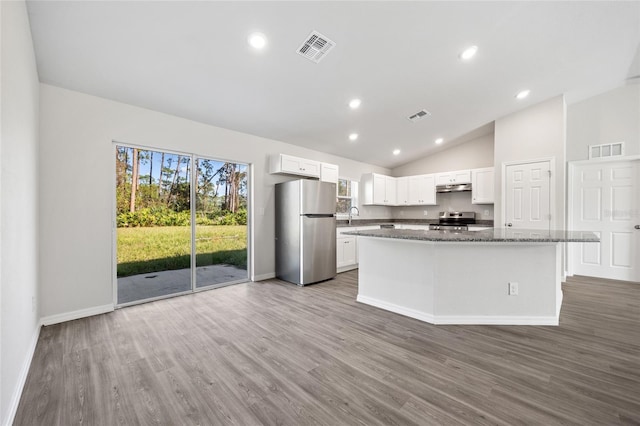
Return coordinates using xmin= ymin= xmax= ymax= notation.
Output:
xmin=252 ymin=272 xmax=276 ymax=282
xmin=432 ymin=315 xmax=559 ymax=326
xmin=357 ymin=295 xmax=436 ymax=324
xmin=357 ymin=295 xmax=559 ymax=326
xmin=556 ymin=289 xmax=564 ymax=319
xmin=4 ymin=324 xmax=41 ymax=426
xmin=40 ymin=303 xmax=114 ymax=326
xmin=337 ymin=265 xmax=358 ymax=273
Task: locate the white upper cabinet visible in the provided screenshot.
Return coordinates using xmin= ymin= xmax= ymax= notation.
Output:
xmin=270 ymin=154 xmax=321 ymax=178
xmin=362 ymin=173 xmax=435 ymax=206
xmin=396 ymin=177 xmax=409 ymax=205
xmin=362 ymin=173 xmax=397 ymax=205
xmin=408 ymin=174 xmax=436 ymax=205
xmin=436 ymin=169 xmax=471 ymax=185
xmin=362 ymin=167 xmax=489 ymax=206
xmin=471 ymin=167 xmax=494 ymax=204
xmin=319 ymin=163 xmax=339 ymax=183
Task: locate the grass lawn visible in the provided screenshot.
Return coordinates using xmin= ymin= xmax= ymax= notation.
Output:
xmin=117 ymin=225 xmax=247 ymax=277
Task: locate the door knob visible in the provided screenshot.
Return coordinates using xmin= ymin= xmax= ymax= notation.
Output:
xmin=507 ymin=223 xmax=513 ymax=227
xmin=635 ymin=225 xmax=640 ymax=230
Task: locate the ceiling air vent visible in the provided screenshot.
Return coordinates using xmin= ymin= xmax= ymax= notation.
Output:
xmin=408 ymin=109 xmax=432 ymax=122
xmin=296 ymin=31 xmax=335 ymax=63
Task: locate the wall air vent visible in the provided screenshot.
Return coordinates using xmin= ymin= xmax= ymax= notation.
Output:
xmin=408 ymin=109 xmax=432 ymax=122
xmin=296 ymin=31 xmax=335 ymax=63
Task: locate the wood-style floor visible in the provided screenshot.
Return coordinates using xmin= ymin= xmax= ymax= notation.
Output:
xmin=15 ymin=271 xmax=640 ymax=425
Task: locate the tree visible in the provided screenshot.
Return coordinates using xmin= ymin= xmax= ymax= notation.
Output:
xmin=167 ymin=155 xmax=181 ymax=206
xmin=148 ymin=151 xmax=154 ymax=187
xmin=129 ymin=148 xmax=139 ymax=213
xmin=158 ymin=152 xmax=165 ymax=198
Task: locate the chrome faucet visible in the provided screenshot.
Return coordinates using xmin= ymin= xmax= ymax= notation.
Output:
xmin=348 ymin=206 xmax=360 ymax=226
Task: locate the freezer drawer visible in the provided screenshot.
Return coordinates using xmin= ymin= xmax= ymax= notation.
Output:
xmin=301 ymin=215 xmax=336 ymax=284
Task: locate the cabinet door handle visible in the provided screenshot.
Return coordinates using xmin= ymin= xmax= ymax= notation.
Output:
xmin=635 ymin=225 xmax=640 ymax=230
xmin=507 ymin=223 xmax=513 ymax=227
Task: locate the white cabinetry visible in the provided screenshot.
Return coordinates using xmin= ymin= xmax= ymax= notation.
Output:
xmin=362 ymin=173 xmax=397 ymax=205
xmin=397 ymin=224 xmax=430 ymax=230
xmin=467 ymin=226 xmax=492 ymax=231
xmin=408 ymin=174 xmax=436 ymax=205
xmin=337 ymin=236 xmax=357 ymax=270
xmin=320 ymin=163 xmax=339 ymax=183
xmin=336 ymin=226 xmax=381 ymax=272
xmin=436 ymin=169 xmax=471 ymax=185
xmin=471 ymin=167 xmax=494 ymax=204
xmin=270 ymin=154 xmax=321 ymax=178
xmin=361 ymin=168 xmax=490 ymax=206
xmin=396 ymin=177 xmax=409 ymax=205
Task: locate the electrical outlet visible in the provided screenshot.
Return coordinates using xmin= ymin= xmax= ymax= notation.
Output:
xmin=423 ymin=210 xmax=428 ymax=216
xmin=484 ymin=209 xmax=490 ymax=216
xmin=508 ymin=282 xmax=519 ymax=296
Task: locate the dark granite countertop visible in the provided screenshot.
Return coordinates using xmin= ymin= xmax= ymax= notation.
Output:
xmin=342 ymin=228 xmax=599 ymax=243
xmin=336 ymin=219 xmax=494 ymax=228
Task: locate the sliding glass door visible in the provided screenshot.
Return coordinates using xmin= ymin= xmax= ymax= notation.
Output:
xmin=115 ymin=145 xmax=249 ymax=306
xmin=194 ymin=158 xmax=248 ymax=289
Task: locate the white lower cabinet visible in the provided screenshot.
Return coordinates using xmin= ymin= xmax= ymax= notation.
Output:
xmin=398 ymin=224 xmax=430 ymax=230
xmin=336 ymin=226 xmax=380 ymax=272
xmin=467 ymin=226 xmax=492 ymax=231
xmin=337 ymin=236 xmax=357 ymax=270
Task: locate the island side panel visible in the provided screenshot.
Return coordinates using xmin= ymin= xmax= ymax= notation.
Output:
xmin=433 ymin=242 xmax=561 ymax=325
xmin=356 ymin=236 xmax=562 ymax=325
xmin=356 ymin=237 xmax=436 ymax=323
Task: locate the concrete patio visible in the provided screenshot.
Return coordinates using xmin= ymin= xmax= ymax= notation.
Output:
xmin=117 ymin=264 xmax=248 ymax=304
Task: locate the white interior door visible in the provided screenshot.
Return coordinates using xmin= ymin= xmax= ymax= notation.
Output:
xmin=570 ymin=159 xmax=639 ymax=281
xmin=504 ymin=160 xmax=551 ymax=230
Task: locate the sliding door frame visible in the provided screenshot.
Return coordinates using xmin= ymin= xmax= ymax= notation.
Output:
xmin=111 ymin=141 xmax=252 ymax=308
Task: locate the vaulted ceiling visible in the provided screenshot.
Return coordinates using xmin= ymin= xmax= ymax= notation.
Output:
xmin=26 ymin=1 xmax=640 ymax=167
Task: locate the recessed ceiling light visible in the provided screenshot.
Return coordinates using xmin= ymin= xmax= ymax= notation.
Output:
xmin=349 ymin=133 xmax=359 ymax=141
xmin=348 ymin=98 xmax=361 ymax=109
xmin=248 ymin=32 xmax=267 ymax=49
xmin=393 ymin=149 xmax=401 ymax=156
xmin=460 ymin=45 xmax=478 ymax=60
xmin=515 ymin=89 xmax=531 ymax=100
xmin=435 ymin=138 xmax=444 ymax=145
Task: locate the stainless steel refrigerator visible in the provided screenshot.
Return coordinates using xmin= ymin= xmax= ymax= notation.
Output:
xmin=275 ymin=179 xmax=337 ymax=285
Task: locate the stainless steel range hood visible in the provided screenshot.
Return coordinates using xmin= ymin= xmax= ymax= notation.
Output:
xmin=436 ymin=183 xmax=472 ymax=193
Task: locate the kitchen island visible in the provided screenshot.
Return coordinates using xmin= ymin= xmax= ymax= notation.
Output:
xmin=342 ymin=228 xmax=599 ymax=326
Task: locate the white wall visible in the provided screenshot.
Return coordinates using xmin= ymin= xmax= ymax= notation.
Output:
xmin=38 ymin=84 xmax=391 ymax=319
xmin=0 ymin=1 xmax=40 ymax=425
xmin=567 ymin=85 xmax=640 ymax=161
xmin=392 ymin=134 xmax=495 ymax=177
xmin=494 ymin=96 xmax=566 ymax=228
xmin=390 ymin=134 xmax=495 ymax=220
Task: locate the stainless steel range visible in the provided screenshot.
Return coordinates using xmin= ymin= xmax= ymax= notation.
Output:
xmin=429 ymin=211 xmax=476 ymax=231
